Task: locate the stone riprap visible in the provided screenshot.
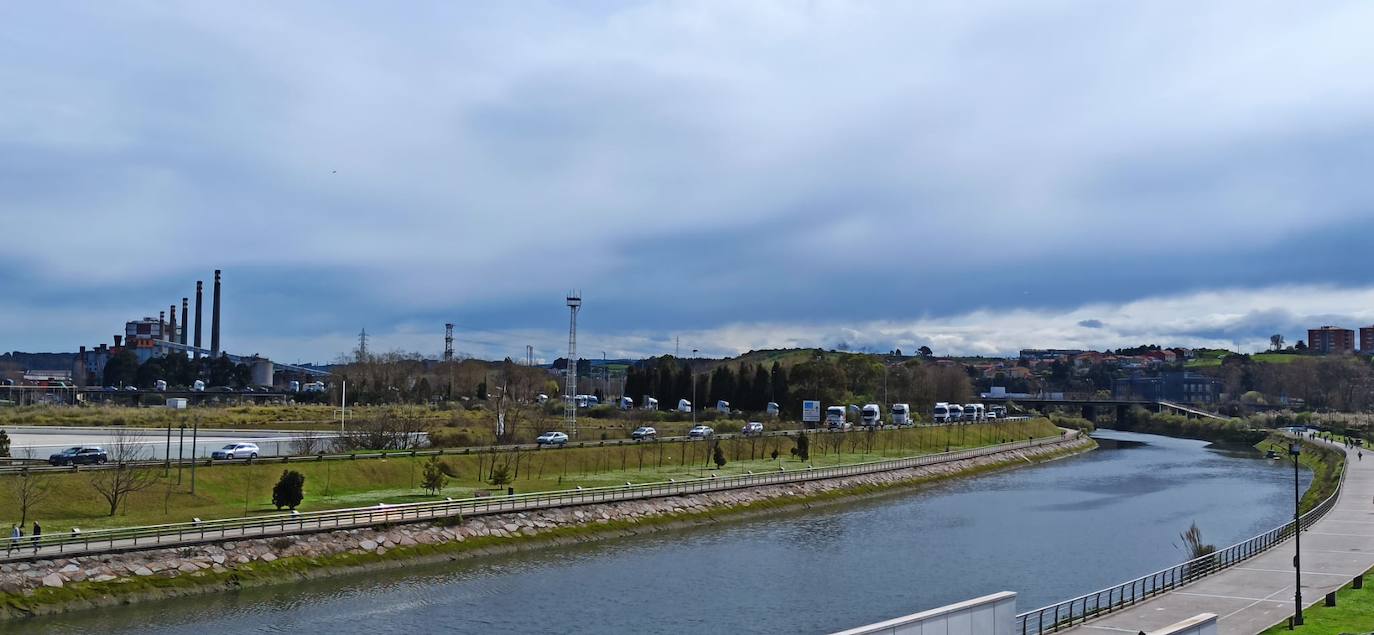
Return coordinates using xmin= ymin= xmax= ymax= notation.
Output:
xmin=0 ymin=435 xmax=1091 ymax=603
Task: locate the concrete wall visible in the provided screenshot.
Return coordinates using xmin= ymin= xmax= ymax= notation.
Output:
xmin=1147 ymin=613 xmax=1217 ymax=635
xmin=831 ymin=591 xmax=1017 ymax=635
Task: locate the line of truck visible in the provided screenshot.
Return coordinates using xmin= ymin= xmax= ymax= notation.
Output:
xmin=822 ymin=402 xmax=1007 ymax=429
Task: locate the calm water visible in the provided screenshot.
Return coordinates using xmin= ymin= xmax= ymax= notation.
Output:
xmin=30 ymin=430 xmax=1308 ymax=634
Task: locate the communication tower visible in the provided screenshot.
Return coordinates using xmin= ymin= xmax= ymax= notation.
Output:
xmin=565 ymin=292 xmax=582 ymax=437
xmin=444 ymin=323 xmax=455 ymax=362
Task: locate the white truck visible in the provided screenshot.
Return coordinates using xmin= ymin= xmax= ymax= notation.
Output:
xmin=860 ymin=403 xmax=882 ymax=427
xmin=193 ymin=380 xmax=206 ymax=392
xmin=933 ymin=402 xmax=952 ymax=423
xmin=716 ymin=400 xmax=730 ymax=414
xmin=154 ymin=379 xmax=168 ymax=392
xmin=677 ymin=398 xmax=693 ymax=413
xmin=643 ymin=397 xmax=659 ymax=410
xmin=890 ymin=403 xmax=911 ymax=426
xmin=618 ymin=396 xmax=634 ymax=410
xmin=826 ymin=405 xmax=849 ymax=429
xmin=963 ymin=403 xmax=985 ymax=422
xmin=766 ymin=402 xmax=780 ymax=417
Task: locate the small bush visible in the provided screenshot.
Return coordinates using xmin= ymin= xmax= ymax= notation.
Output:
xmin=421 ymin=456 xmax=449 ymax=494
xmin=269 ymin=537 xmax=294 ymax=551
xmin=272 ymin=470 xmax=306 ymax=510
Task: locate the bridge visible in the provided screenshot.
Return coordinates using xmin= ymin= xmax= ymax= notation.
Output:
xmin=980 ymin=396 xmax=1233 ymax=422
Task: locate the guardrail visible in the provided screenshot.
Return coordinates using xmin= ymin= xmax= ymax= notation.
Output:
xmin=0 ymin=419 xmax=1036 ymax=476
xmin=0 ymin=431 xmax=1075 ymax=562
xmin=1014 ymin=437 xmax=1344 ymax=634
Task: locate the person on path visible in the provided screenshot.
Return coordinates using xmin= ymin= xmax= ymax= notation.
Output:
xmin=31 ymin=521 xmax=40 ymax=554
xmin=6 ymin=525 xmax=19 ymax=555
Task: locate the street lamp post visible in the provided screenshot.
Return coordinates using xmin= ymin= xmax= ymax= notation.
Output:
xmin=691 ymin=349 xmax=699 ymax=428
xmin=1290 ymin=441 xmax=1303 ymax=627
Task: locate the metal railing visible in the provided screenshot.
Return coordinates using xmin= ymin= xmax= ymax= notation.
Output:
xmin=0 ymin=432 xmax=1075 ymax=562
xmin=1014 ymin=438 xmax=1345 ymax=634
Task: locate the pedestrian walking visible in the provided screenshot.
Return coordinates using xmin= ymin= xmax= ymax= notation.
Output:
xmin=6 ymin=525 xmax=19 ymax=555
xmin=31 ymin=521 xmax=41 ymax=554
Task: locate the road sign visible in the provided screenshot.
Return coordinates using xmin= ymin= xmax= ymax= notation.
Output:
xmin=802 ymin=400 xmax=821 ymax=423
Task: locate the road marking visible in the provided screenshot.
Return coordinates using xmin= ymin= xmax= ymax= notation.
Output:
xmin=1233 ymin=566 xmax=1352 ymax=577
xmin=1305 ymin=531 xmax=1374 ymax=537
xmin=1174 ymin=591 xmax=1287 ymax=603
xmin=1217 ymin=586 xmax=1295 ymax=622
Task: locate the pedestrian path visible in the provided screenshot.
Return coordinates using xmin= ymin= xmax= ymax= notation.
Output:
xmin=1063 ymin=439 xmax=1374 ymax=634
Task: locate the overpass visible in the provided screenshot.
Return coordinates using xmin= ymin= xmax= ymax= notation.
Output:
xmin=980 ymin=396 xmax=1233 ymax=422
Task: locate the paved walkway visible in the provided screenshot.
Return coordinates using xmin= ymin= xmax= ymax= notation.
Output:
xmin=1064 ymin=440 xmax=1374 ymax=635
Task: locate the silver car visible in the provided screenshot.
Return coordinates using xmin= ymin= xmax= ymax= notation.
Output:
xmin=211 ymin=443 xmax=260 ymax=459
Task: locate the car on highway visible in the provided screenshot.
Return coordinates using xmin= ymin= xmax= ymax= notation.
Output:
xmin=536 ymin=431 xmax=569 ymax=447
xmin=211 ymin=443 xmax=260 ymax=460
xmin=48 ymin=446 xmax=108 ymax=466
xmin=687 ymin=425 xmax=714 ymax=439
xmin=742 ymin=422 xmax=765 ymax=436
xmin=631 ymin=426 xmax=657 ymax=440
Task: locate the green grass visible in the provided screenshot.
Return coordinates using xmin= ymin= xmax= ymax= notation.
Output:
xmin=1259 ymin=566 xmax=1374 ymax=634
xmin=0 ymin=419 xmax=1061 ymax=532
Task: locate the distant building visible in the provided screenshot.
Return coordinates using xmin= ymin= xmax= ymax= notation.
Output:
xmin=1019 ymin=349 xmax=1086 ymax=362
xmin=1112 ymin=371 xmax=1223 ymax=404
xmin=1361 ymin=326 xmax=1374 ymax=354
xmin=1308 ymin=326 xmax=1355 ymax=355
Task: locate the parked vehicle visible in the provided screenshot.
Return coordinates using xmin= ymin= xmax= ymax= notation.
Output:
xmin=677 ymin=399 xmax=693 ymax=413
xmin=48 ymin=446 xmax=107 ymax=466
xmin=302 ymin=381 xmax=326 ymax=393
xmin=826 ymin=406 xmax=848 ymax=429
xmin=192 ymin=380 xmax=206 ymax=392
xmin=643 ymin=397 xmax=659 ymax=410
xmin=211 ymin=443 xmax=260 ymax=460
xmin=860 ymin=404 xmax=881 ymax=427
xmin=288 ymin=380 xmax=301 ymax=392
xmin=716 ymin=400 xmax=730 ymax=414
xmin=688 ymin=425 xmax=714 ymax=439
xmin=766 ymin=402 xmax=780 ymax=417
xmin=618 ymin=396 xmax=634 ymax=410
xmin=631 ymin=426 xmax=657 ymax=440
xmin=536 ymin=431 xmax=569 ymax=446
xmin=154 ymin=379 xmax=168 ymax=392
xmin=933 ymin=402 xmax=951 ymax=423
xmin=536 ymin=393 xmax=549 ymax=404
xmin=890 ymin=403 xmax=911 ymax=426
xmin=990 ymin=405 xmax=1008 ymax=419
xmin=963 ymin=403 xmax=985 ymax=422
xmin=742 ymin=421 xmax=765 ymax=436
xmin=947 ymin=404 xmax=964 ymax=422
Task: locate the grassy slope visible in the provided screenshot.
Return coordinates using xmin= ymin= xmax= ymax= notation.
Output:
xmin=1259 ymin=566 xmax=1374 ymax=634
xmin=1 ymin=419 xmax=1060 ymax=531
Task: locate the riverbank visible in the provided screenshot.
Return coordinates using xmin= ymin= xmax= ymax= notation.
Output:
xmin=0 ymin=433 xmax=1095 ymax=620
xmin=1253 ymin=433 xmax=1344 ymax=513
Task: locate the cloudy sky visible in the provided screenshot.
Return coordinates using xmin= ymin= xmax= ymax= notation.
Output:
xmin=5 ymin=1 xmax=1374 ymax=363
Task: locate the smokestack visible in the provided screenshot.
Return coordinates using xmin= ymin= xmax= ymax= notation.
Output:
xmin=194 ymin=281 xmax=204 ymax=358
xmin=114 ymin=335 xmax=122 ymax=348
xmin=181 ymin=298 xmax=189 ymax=345
xmin=159 ymin=311 xmax=166 ymax=340
xmin=169 ymin=305 xmax=177 ymax=344
xmin=211 ymin=270 xmax=222 ymax=357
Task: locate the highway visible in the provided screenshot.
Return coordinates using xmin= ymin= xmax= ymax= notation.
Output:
xmin=0 ymin=419 xmax=1035 ymax=476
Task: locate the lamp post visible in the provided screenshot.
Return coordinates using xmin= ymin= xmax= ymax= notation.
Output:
xmin=691 ymin=349 xmax=699 ymax=428
xmin=1290 ymin=441 xmax=1303 ymax=626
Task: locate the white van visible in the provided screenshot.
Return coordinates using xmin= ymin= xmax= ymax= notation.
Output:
xmin=860 ymin=404 xmax=881 ymax=427
xmin=890 ymin=403 xmax=911 ymax=426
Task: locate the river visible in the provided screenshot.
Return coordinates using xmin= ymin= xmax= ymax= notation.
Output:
xmin=29 ymin=430 xmax=1309 ymax=634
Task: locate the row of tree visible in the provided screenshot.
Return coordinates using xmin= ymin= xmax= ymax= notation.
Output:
xmin=101 ymin=350 xmax=254 ymax=389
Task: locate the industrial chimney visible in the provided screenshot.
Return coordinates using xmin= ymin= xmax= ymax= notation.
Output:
xmin=210 ymin=269 xmax=222 ymax=357
xmin=194 ymin=280 xmax=204 ymax=358
xmin=181 ymin=298 xmax=189 ymax=345
xmin=169 ymin=304 xmax=177 ymax=344
xmin=159 ymin=310 xmax=166 ymax=340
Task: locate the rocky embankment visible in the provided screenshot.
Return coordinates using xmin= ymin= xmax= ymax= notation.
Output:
xmin=1 ymin=433 xmax=1093 ymax=617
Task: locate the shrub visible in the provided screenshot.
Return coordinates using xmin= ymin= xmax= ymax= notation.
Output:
xmin=421 ymin=456 xmax=449 ymax=494
xmin=795 ymin=433 xmax=810 ymax=461
xmin=269 ymin=537 xmax=294 ymax=551
xmin=272 ymin=470 xmax=306 ymax=510
xmin=489 ymin=464 xmax=512 ymax=487
xmin=712 ymin=443 xmax=727 ymax=469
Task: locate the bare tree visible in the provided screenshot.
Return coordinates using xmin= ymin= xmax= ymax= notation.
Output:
xmin=288 ymin=432 xmax=326 ymax=455
xmin=89 ymin=428 xmax=161 ymax=516
xmin=7 ymin=469 xmax=51 ymax=527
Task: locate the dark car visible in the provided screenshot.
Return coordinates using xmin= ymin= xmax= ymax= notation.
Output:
xmin=48 ymin=446 xmax=108 ymax=466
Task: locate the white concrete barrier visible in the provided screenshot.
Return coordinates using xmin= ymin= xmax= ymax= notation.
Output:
xmin=1147 ymin=613 xmax=1217 ymax=635
xmin=832 ymin=591 xmax=1017 ymax=635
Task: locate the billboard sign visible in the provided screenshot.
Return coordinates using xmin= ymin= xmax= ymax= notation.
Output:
xmin=802 ymin=400 xmax=821 ymax=423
